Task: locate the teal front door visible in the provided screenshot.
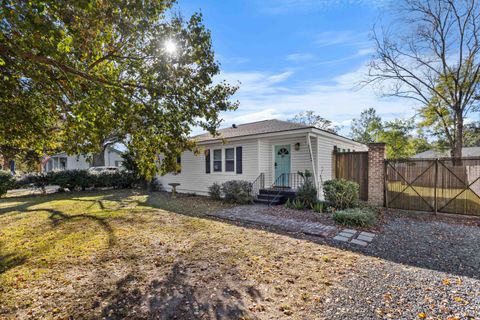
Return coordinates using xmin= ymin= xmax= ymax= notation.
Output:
xmin=274 ymin=145 xmax=291 ymax=187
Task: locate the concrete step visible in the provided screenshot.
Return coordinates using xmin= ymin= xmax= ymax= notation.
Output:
xmin=254 ymin=198 xmax=282 ymax=205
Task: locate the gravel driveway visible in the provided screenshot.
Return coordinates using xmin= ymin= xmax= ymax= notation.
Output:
xmin=324 ymin=214 xmax=480 ymax=319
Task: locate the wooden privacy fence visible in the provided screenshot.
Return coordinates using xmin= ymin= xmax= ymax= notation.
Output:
xmin=334 ymin=151 xmax=369 ymax=201
xmin=385 ymin=157 xmax=480 ymax=216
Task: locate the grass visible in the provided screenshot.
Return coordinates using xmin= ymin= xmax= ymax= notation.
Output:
xmin=0 ymin=190 xmax=359 ymax=319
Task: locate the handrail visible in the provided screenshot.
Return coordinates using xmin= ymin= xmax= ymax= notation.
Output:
xmin=250 ymin=173 xmax=265 ymax=199
xmin=268 ymin=173 xmax=286 ymax=206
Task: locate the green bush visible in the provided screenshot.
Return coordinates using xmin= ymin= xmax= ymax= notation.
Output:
xmin=333 ymin=208 xmax=377 ymax=227
xmin=15 ymin=170 xmax=140 ymax=192
xmin=221 ymin=180 xmax=253 ymax=204
xmin=310 ymin=201 xmax=326 ymax=213
xmin=0 ymin=171 xmax=15 ymax=197
xmin=208 ymin=182 xmax=222 ymax=200
xmin=323 ymin=179 xmax=359 ymax=210
xmin=284 ymin=198 xmax=306 ymax=210
xmin=295 ymin=171 xmax=317 ymax=207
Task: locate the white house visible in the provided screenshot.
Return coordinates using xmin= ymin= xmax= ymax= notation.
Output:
xmin=43 ymin=147 xmax=124 ymax=172
xmin=158 ymin=119 xmax=367 ymax=200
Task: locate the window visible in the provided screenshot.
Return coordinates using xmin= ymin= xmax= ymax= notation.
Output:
xmin=176 ymin=156 xmax=181 ymax=174
xmin=225 ymin=148 xmax=235 ymax=172
xmin=213 ymin=149 xmax=222 ymax=172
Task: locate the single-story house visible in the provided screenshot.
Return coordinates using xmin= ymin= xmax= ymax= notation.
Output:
xmin=413 ymin=147 xmax=480 ymax=158
xmin=158 ymin=119 xmax=367 ymax=200
xmin=43 ymin=146 xmax=124 ymax=172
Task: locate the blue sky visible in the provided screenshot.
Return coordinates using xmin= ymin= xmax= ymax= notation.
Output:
xmin=176 ymin=0 xmax=416 ymax=135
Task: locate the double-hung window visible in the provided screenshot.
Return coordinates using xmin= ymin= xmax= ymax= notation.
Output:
xmin=213 ymin=149 xmax=222 ymax=172
xmin=225 ymin=148 xmax=235 ymax=172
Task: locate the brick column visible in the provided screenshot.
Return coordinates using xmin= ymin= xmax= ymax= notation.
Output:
xmin=367 ymin=143 xmax=386 ymax=206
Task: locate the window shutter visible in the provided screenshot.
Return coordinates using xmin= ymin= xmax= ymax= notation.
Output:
xmin=236 ymin=146 xmax=242 ymax=174
xmin=205 ymin=149 xmax=211 ymax=173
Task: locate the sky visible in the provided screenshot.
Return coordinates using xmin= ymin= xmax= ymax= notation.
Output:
xmin=176 ymin=0 xmax=417 ymax=135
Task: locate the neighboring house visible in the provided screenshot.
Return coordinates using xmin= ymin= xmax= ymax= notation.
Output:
xmin=43 ymin=147 xmax=124 ymax=172
xmin=413 ymin=147 xmax=480 ymax=159
xmin=158 ymin=119 xmax=367 ymax=199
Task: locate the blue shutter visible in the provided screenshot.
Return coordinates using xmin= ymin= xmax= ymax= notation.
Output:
xmin=236 ymin=147 xmax=242 ymax=174
xmin=205 ymin=149 xmax=211 ymax=173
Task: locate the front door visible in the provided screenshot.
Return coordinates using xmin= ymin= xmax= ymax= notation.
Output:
xmin=274 ymin=145 xmax=291 ymax=187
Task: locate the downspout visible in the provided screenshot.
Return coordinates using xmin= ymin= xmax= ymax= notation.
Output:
xmin=306 ymin=133 xmax=319 ymax=197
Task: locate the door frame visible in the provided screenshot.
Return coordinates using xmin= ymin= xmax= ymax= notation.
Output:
xmin=273 ymin=144 xmax=292 ymax=184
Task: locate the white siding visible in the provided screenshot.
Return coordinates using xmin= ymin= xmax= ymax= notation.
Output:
xmin=158 ymin=139 xmax=259 ymax=195
xmin=66 ymin=155 xmax=91 ymax=170
xmin=104 ymin=150 xmax=123 ymax=167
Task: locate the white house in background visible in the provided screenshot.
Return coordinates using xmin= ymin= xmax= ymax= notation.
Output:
xmin=158 ymin=119 xmax=367 ymax=200
xmin=43 ymin=147 xmax=124 ymax=172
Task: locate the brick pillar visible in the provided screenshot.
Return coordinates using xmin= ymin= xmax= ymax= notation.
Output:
xmin=367 ymin=143 xmax=386 ymax=206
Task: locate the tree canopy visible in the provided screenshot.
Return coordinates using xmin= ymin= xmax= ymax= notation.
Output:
xmin=0 ymin=0 xmax=237 ymax=179
xmin=350 ymin=107 xmax=382 ymax=144
xmin=368 ymin=0 xmax=480 ymax=158
xmin=288 ymin=110 xmax=339 ymax=133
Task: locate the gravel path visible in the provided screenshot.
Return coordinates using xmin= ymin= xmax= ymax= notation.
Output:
xmin=325 ymin=215 xmax=480 ymax=319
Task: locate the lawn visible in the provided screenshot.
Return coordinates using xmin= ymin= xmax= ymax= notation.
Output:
xmin=0 ymin=190 xmax=358 ymax=319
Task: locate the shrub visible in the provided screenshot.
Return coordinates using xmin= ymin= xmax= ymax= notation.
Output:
xmin=323 ymin=179 xmax=359 ymax=210
xmin=0 ymin=171 xmax=15 ymax=197
xmin=295 ymin=171 xmax=317 ymax=207
xmin=310 ymin=201 xmax=326 ymax=213
xmin=208 ymin=182 xmax=222 ymax=200
xmin=221 ymin=180 xmax=253 ymax=204
xmin=284 ymin=198 xmax=306 ymax=210
xmin=333 ymin=208 xmax=377 ymax=227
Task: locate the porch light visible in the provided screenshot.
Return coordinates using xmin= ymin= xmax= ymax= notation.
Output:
xmin=295 ymin=143 xmax=300 ymax=151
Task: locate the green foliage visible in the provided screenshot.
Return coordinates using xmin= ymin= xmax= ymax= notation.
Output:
xmin=0 ymin=2 xmax=237 ymax=180
xmin=350 ymin=108 xmax=383 ymax=144
xmin=221 ymin=180 xmax=253 ymax=204
xmin=310 ymin=201 xmax=326 ymax=213
xmin=284 ymin=198 xmax=306 ymax=210
xmin=208 ymin=182 xmax=222 ymax=200
xmin=295 ymin=170 xmax=317 ymax=208
xmin=323 ymin=179 xmax=359 ymax=210
xmin=288 ymin=110 xmax=339 ymax=133
xmin=16 ymin=170 xmax=140 ymax=192
xmin=333 ymin=208 xmax=378 ymax=227
xmin=0 ymin=171 xmax=15 ymax=197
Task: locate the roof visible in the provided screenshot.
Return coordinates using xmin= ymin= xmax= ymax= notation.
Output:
xmin=193 ymin=119 xmax=359 ymax=144
xmin=413 ymin=147 xmax=480 ymax=158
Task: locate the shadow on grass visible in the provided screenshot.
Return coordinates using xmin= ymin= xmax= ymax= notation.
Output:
xmin=100 ymin=263 xmax=254 ymax=319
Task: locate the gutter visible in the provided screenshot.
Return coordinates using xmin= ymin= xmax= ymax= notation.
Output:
xmin=306 ymin=132 xmax=319 ymax=198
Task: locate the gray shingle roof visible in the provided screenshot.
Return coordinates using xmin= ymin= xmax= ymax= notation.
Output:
xmin=413 ymin=147 xmax=480 ymax=158
xmin=193 ymin=119 xmax=310 ymax=142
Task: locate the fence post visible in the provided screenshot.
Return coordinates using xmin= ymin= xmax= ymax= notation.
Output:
xmin=434 ymin=159 xmax=438 ymax=214
xmin=384 ymin=160 xmax=388 ymax=208
xmin=367 ymin=143 xmax=387 ymax=206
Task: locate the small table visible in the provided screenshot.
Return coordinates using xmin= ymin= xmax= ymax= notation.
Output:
xmin=168 ymin=183 xmax=181 ymax=198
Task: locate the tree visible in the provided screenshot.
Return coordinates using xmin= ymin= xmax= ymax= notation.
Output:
xmin=0 ymin=1 xmax=237 ymax=180
xmin=368 ymin=0 xmax=480 ymax=158
xmin=350 ymin=108 xmax=383 ymax=144
xmin=289 ymin=110 xmax=339 ymax=132
xmin=464 ymin=121 xmax=480 ymax=147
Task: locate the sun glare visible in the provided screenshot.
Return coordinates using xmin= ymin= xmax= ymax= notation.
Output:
xmin=164 ymin=39 xmax=177 ymax=54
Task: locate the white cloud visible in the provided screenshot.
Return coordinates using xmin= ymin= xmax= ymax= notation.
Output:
xmin=213 ymin=65 xmax=417 ymax=136
xmin=286 ymin=53 xmax=315 ymax=62
xmin=315 ymin=30 xmax=370 ymax=47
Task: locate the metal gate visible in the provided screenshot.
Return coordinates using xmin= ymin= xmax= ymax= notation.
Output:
xmin=385 ymin=158 xmax=480 ymax=216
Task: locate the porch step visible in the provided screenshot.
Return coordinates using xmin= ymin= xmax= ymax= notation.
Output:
xmin=254 ymin=188 xmax=297 ymax=205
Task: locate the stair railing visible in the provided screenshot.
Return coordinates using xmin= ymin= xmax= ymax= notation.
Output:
xmin=250 ymin=173 xmax=265 ymax=199
xmin=268 ymin=173 xmax=286 ymax=206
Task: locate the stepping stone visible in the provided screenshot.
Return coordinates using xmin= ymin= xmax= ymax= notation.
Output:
xmin=350 ymin=239 xmax=368 ymax=247
xmin=333 ymin=235 xmax=350 ymax=242
xmin=342 ymin=229 xmax=357 ymax=234
xmin=338 ymin=232 xmax=355 ymax=239
xmin=357 ymin=234 xmax=374 ymax=242
xmin=359 ymin=231 xmax=375 ymax=238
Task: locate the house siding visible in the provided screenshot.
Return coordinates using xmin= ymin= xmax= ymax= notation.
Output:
xmin=157 ymin=130 xmax=366 ymax=197
xmin=158 ymin=139 xmax=259 ymax=195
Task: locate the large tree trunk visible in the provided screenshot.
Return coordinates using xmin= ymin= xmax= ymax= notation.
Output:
xmin=452 ymin=110 xmax=463 ymax=159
